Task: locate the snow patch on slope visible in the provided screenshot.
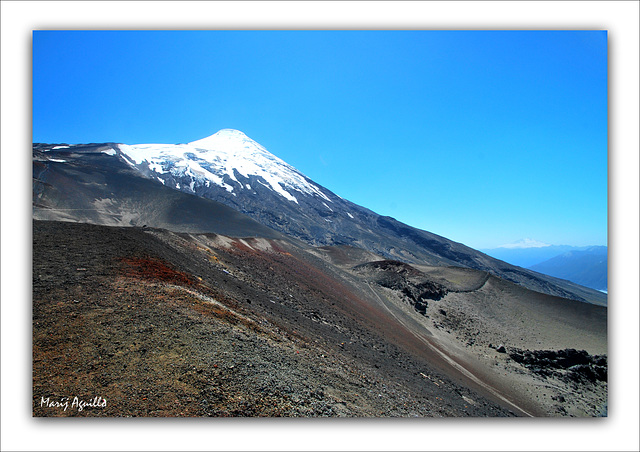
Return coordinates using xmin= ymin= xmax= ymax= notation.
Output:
xmin=117 ymin=129 xmax=331 ymax=204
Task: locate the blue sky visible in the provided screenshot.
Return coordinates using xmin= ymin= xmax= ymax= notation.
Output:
xmin=33 ymin=30 xmax=607 ymax=249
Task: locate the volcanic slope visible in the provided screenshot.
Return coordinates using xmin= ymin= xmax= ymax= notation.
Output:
xmin=33 ymin=143 xmax=282 ymax=239
xmin=34 ymin=220 xmax=511 ymax=417
xmin=33 ymin=137 xmax=606 ymax=306
xmin=315 ymin=246 xmax=608 ymax=417
xmin=34 ymin=220 xmax=606 ymax=417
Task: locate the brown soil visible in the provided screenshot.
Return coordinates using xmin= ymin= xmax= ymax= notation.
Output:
xmin=33 ymin=220 xmax=513 ymax=417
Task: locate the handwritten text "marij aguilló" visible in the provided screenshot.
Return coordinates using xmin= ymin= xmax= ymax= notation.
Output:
xmin=40 ymin=396 xmax=107 ymax=412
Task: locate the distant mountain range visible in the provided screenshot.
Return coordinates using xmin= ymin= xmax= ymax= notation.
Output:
xmin=481 ymin=242 xmax=607 ymax=292
xmin=529 ymin=246 xmax=608 ymax=292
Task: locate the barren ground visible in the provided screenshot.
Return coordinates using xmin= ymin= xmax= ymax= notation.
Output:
xmin=33 ymin=220 xmax=606 ymax=417
xmin=34 ymin=221 xmax=511 ymax=417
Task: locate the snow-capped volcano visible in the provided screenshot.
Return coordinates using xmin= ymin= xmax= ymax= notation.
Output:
xmin=116 ymin=128 xmax=372 ymax=251
xmin=117 ymin=129 xmax=331 ymax=204
xmin=497 ymin=238 xmax=551 ymax=249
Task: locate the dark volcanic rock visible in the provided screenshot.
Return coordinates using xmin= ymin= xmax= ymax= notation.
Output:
xmin=353 ymin=260 xmax=448 ymax=315
xmin=509 ymin=348 xmax=607 ymax=383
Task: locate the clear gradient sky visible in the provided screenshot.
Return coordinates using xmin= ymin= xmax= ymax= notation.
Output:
xmin=33 ymin=30 xmax=607 ymax=249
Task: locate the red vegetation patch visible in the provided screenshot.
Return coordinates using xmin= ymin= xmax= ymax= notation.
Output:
xmin=120 ymin=257 xmax=194 ymax=286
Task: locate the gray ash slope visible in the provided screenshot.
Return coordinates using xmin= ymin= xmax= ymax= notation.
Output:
xmin=33 ymin=220 xmax=606 ymax=417
xmin=32 ymin=219 xmax=513 ymax=417
xmin=33 ymin=131 xmax=605 ymax=306
xmin=33 ymin=143 xmax=283 ymax=239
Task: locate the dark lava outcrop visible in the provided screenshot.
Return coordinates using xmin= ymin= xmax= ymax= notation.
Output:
xmin=353 ymin=260 xmax=448 ymax=315
xmin=508 ymin=348 xmax=607 ymax=383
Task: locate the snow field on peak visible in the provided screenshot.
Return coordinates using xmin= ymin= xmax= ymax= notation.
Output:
xmin=188 ymin=129 xmax=332 ymax=203
xmin=117 ymin=130 xmax=332 ymax=204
